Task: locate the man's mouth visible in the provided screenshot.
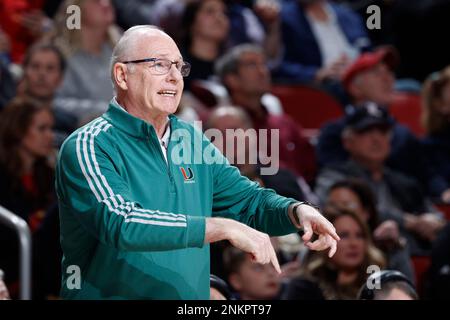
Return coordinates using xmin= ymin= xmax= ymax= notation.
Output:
xmin=158 ymin=90 xmax=177 ymax=97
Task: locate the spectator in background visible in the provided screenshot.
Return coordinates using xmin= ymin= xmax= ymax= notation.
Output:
xmin=112 ymin=0 xmax=194 ymax=53
xmin=19 ymin=44 xmax=65 ymax=103
xmin=317 ymin=48 xmax=427 ymax=186
xmin=325 ymin=179 xmax=415 ymax=283
xmin=205 ymin=105 xmax=306 ymax=201
xmin=315 ymin=103 xmax=445 ymax=255
xmin=46 ymin=0 xmax=122 ymax=125
xmin=0 ymin=269 xmax=11 ymax=300
xmin=358 ymin=270 xmax=418 ymax=300
xmin=112 ymin=0 xmax=167 ymax=30
xmin=223 ymin=246 xmax=283 ymax=300
xmin=0 ymin=0 xmax=53 ymax=63
xmin=113 ymin=0 xmax=282 ymax=70
xmin=206 ymin=105 xmax=261 ymax=180
xmin=0 ymin=26 xmax=16 ymax=109
xmin=215 ymin=44 xmax=318 ymax=193
xmin=284 ymin=208 xmax=385 ymax=300
xmin=275 ymin=0 xmax=370 ymax=102
xmin=0 ymin=98 xmax=61 ymax=299
xmin=226 ymin=0 xmax=282 ymax=66
xmin=210 ymin=274 xmax=232 ymax=300
xmin=17 ymin=43 xmax=76 ymax=146
xmin=341 ymin=47 xmax=397 ymax=107
xmin=180 ymin=0 xmax=230 ymax=91
xmin=421 ymin=66 xmax=450 ymax=203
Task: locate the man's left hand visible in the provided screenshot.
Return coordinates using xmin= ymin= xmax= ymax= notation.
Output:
xmin=291 ymin=203 xmax=340 ymax=258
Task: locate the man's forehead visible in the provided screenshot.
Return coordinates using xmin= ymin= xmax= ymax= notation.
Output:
xmin=361 ymin=62 xmax=390 ymax=76
xmin=150 ymin=51 xmax=183 ymax=60
xmin=133 ymin=36 xmax=182 ymax=60
xmin=239 ymin=51 xmax=265 ymax=62
xmin=370 ymin=61 xmax=389 ymax=72
xmin=32 ymin=49 xmax=59 ymax=60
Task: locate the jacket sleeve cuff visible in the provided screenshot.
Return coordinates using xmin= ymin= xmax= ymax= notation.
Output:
xmin=186 ymin=215 xmax=206 ymax=248
xmin=282 ymin=199 xmax=302 ymax=233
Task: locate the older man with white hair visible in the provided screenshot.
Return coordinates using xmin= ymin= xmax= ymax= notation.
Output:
xmin=55 ymin=25 xmax=339 ymax=299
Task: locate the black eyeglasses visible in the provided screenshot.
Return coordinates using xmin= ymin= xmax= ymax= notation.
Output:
xmin=121 ymin=58 xmax=191 ymax=77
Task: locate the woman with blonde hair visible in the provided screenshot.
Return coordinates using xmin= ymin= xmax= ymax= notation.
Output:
xmin=284 ymin=208 xmax=386 ymax=300
xmin=47 ymin=0 xmax=122 ymax=126
xmin=421 ymin=66 xmax=450 ymax=203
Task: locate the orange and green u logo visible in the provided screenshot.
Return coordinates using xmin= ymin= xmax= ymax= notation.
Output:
xmin=180 ymin=167 xmax=194 ymax=181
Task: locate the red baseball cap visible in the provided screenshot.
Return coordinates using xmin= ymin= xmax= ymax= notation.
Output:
xmin=342 ymin=46 xmax=399 ymax=91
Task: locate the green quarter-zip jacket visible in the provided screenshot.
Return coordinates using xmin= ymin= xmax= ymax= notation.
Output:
xmin=56 ymin=99 xmax=299 ymax=299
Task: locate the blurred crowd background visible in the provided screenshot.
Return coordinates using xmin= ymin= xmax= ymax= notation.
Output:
xmin=1 ymin=0 xmax=450 ymax=300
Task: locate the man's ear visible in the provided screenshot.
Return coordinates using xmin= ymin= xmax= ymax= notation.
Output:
xmin=114 ymin=63 xmax=129 ymax=91
xmin=348 ymin=76 xmax=363 ymax=100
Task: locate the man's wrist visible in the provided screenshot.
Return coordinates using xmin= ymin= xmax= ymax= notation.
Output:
xmin=290 ymin=201 xmax=320 ymax=229
xmin=205 ymin=217 xmax=229 ymax=244
xmin=292 ymin=203 xmax=302 ymax=227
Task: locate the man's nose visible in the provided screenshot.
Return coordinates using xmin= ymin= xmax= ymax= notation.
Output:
xmin=166 ymin=64 xmax=182 ymax=82
xmin=37 ymin=67 xmax=47 ymax=77
xmin=369 ymin=129 xmax=386 ymax=138
xmin=380 ymin=69 xmax=394 ymax=83
xmin=257 ymin=63 xmax=269 ymax=75
xmin=370 ymin=135 xmax=384 ymax=146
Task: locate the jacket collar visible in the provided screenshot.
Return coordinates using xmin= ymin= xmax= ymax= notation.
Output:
xmin=103 ymin=98 xmax=178 ymax=140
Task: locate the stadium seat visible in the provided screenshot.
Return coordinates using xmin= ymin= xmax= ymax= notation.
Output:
xmin=389 ymin=92 xmax=425 ymax=137
xmin=270 ymin=84 xmax=344 ymax=134
xmin=435 ymin=203 xmax=450 ymax=221
xmin=411 ymin=255 xmax=431 ymax=297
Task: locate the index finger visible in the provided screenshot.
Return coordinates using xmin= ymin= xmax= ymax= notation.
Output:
xmin=268 ymin=245 xmax=281 ymax=274
xmin=302 ymin=220 xmax=313 ymax=243
xmin=328 ymin=237 xmax=337 ymax=258
xmin=323 ymin=220 xmax=340 ymax=242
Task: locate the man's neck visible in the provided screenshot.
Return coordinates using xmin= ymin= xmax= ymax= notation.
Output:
xmin=116 ymin=97 xmax=169 ymax=138
xmin=351 ymin=157 xmax=384 ymax=181
xmin=80 ymin=26 xmax=108 ymax=55
xmin=352 ymin=98 xmax=365 ymax=107
xmin=25 ymin=91 xmax=53 ymax=105
xmin=352 ymin=98 xmax=394 ymax=108
xmin=190 ymin=37 xmax=219 ymax=61
xmin=305 ymin=1 xmax=328 ymax=22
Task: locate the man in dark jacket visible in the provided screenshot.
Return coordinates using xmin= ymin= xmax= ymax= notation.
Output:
xmin=315 ymin=103 xmax=445 ymax=255
xmin=316 ymin=48 xmax=428 ymax=186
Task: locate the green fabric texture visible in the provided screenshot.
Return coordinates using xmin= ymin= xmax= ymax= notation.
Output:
xmin=56 ymin=99 xmax=298 ymax=299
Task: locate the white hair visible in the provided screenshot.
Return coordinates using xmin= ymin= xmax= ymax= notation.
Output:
xmin=109 ymin=25 xmax=169 ymax=91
